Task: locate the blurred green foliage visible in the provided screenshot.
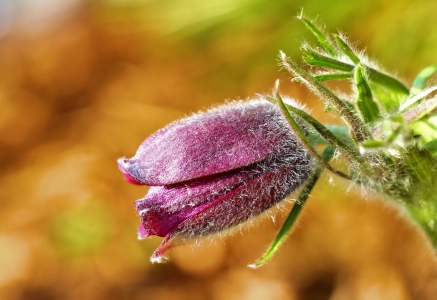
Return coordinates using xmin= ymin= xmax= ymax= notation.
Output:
xmin=50 ymin=203 xmax=111 ymax=258
xmin=93 ymin=0 xmax=437 ymax=76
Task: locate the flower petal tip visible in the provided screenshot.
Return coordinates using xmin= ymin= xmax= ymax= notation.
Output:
xmin=150 ymin=254 xmax=169 ymax=264
xmin=137 ymin=224 xmax=151 ymax=240
xmin=150 ymin=237 xmax=173 ymax=263
xmin=247 ymin=262 xmax=263 ymax=269
xmin=117 ymin=157 xmax=143 ymax=185
xmin=247 ymin=263 xmax=259 ymax=269
xmin=150 ymin=247 xmax=170 ymax=264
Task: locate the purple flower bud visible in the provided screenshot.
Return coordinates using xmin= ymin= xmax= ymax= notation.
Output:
xmin=118 ymin=99 xmax=311 ymax=262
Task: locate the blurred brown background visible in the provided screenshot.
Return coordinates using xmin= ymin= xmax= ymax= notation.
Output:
xmin=1 ymin=1 xmax=437 ymax=299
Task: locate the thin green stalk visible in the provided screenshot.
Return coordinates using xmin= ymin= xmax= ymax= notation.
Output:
xmin=298 ymin=15 xmax=338 ymax=57
xmin=366 ymin=67 xmax=409 ymax=96
xmin=355 ymin=64 xmax=381 ymax=123
xmin=411 ymin=65 xmax=437 ymax=95
xmin=402 ymin=95 xmax=437 ymax=124
xmin=250 ymin=146 xmax=335 ymax=268
xmin=302 ymin=48 xmax=354 ymax=71
xmin=334 ymin=34 xmax=360 ymax=65
xmin=399 ymin=86 xmax=437 ymax=112
xmin=280 ymin=51 xmax=373 ymax=144
xmin=314 ymin=73 xmax=352 ymax=82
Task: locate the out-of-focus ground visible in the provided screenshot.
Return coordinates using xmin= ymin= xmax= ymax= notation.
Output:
xmin=1 ymin=1 xmax=437 ymax=299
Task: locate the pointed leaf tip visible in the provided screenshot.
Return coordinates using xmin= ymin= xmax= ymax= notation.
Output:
xmin=411 ymin=65 xmax=437 ymax=95
xmin=334 ymin=34 xmax=360 ymax=65
xmin=299 ymin=16 xmax=337 ymax=57
xmin=354 ymin=64 xmax=381 ymax=124
xmin=251 ymin=146 xmax=335 ymax=267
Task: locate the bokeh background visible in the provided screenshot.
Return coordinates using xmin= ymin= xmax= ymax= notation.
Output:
xmin=2 ymin=0 xmax=437 ymax=299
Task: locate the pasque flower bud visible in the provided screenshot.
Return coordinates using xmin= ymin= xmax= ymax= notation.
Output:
xmin=118 ymin=99 xmax=311 ymax=262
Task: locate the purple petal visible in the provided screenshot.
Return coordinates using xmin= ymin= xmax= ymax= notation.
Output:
xmin=135 ymin=165 xmax=258 ymax=237
xmin=137 ymin=223 xmax=149 ymax=239
xmin=135 ymin=144 xmax=310 ymax=238
xmin=118 ymin=159 xmax=144 ymax=185
xmin=149 ymin=160 xmax=309 ymax=262
xmin=119 ymin=100 xmax=300 ymax=185
xmin=170 ymin=162 xmax=307 ymax=239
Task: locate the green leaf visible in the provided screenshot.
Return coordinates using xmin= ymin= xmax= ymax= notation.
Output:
xmin=370 ymin=82 xmax=402 ymax=113
xmin=302 ymin=47 xmax=354 ymax=72
xmin=360 ymin=140 xmax=385 ymax=149
xmin=325 ymin=125 xmax=356 ymax=149
xmin=366 ymin=67 xmax=410 ymax=96
xmin=355 ymin=64 xmax=381 ymax=123
xmin=411 ymin=65 xmax=437 ymax=95
xmin=314 ymin=73 xmax=353 ymax=82
xmin=409 ymin=116 xmax=437 ymax=143
xmin=280 ymin=51 xmax=372 ymax=143
xmin=334 ymin=34 xmax=360 ymax=65
xmin=282 ymin=103 xmax=374 ymax=176
xmin=385 ymin=126 xmax=403 ymax=144
xmin=424 ymin=139 xmax=437 ymax=156
xmin=407 ymin=147 xmax=435 ymax=190
xmin=298 ymin=16 xmax=338 ymax=57
xmin=250 ymin=146 xmax=335 ymax=268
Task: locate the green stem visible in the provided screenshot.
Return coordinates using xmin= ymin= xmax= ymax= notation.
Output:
xmin=276 ymin=94 xmax=351 ymax=180
xmin=283 ymin=102 xmax=375 ymax=177
xmin=334 ymin=34 xmax=360 ymax=64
